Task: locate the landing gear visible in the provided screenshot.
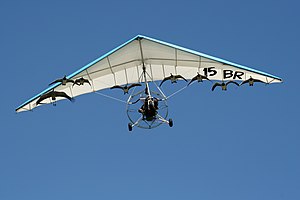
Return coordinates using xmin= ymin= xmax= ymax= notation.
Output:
xmin=127 ymin=117 xmax=173 ymax=131
xmin=128 ymin=123 xmax=133 ymax=131
xmin=168 ymin=118 xmax=173 ymax=127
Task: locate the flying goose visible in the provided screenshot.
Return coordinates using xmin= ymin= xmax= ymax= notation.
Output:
xmin=110 ymin=83 xmax=142 ymax=94
xmin=36 ymin=91 xmax=74 ymax=105
xmin=49 ymin=75 xmax=74 ymax=86
xmin=159 ymin=73 xmax=187 ymax=86
xmin=240 ymin=77 xmax=266 ymax=86
xmin=188 ymin=72 xmax=210 ymax=86
xmin=73 ymin=77 xmax=91 ymax=87
xmin=212 ymin=81 xmax=239 ymax=91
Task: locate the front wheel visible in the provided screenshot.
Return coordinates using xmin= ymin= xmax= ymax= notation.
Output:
xmin=168 ymin=118 xmax=173 ymax=127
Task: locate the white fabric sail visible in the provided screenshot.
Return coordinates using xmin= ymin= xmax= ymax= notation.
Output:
xmin=16 ymin=35 xmax=282 ymax=112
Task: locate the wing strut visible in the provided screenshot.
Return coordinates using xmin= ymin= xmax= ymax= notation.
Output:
xmin=138 ymin=37 xmax=151 ymax=96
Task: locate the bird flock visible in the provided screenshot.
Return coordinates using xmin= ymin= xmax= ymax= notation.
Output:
xmin=36 ymin=76 xmax=91 ymax=106
xmin=159 ymin=73 xmax=267 ymax=91
xmin=36 ymin=73 xmax=267 ymax=106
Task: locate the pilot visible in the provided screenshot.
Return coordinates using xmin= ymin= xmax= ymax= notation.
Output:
xmin=138 ymin=96 xmax=159 ymax=120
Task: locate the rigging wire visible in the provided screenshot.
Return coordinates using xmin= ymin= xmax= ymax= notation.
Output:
xmin=94 ymin=91 xmax=127 ymax=104
xmin=166 ymin=85 xmax=188 ymax=99
xmin=144 ymin=71 xmax=167 ymax=99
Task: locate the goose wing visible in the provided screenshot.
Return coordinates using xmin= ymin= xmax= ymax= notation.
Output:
xmin=66 ymin=79 xmax=75 ymax=84
xmin=159 ymin=76 xmax=171 ymax=86
xmin=110 ymin=85 xmax=124 ymax=90
xmin=188 ymin=75 xmax=198 ymax=86
xmin=174 ymin=75 xmax=187 ymax=82
xmin=201 ymin=75 xmax=210 ymax=81
xmin=212 ymin=83 xmax=222 ymax=91
xmin=72 ymin=79 xmax=80 ymax=86
xmin=36 ymin=92 xmax=52 ymax=105
xmin=83 ymin=79 xmax=91 ymax=86
xmin=55 ymin=91 xmax=73 ymax=102
xmin=49 ymin=79 xmax=62 ymax=86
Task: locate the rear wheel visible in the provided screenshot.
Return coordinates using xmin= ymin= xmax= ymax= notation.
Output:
xmin=128 ymin=123 xmax=133 ymax=131
xmin=168 ymin=118 xmax=173 ymax=127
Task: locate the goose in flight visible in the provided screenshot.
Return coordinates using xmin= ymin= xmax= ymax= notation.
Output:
xmin=73 ymin=77 xmax=91 ymax=87
xmin=212 ymin=81 xmax=239 ymax=91
xmin=36 ymin=91 xmax=74 ymax=105
xmin=188 ymin=72 xmax=210 ymax=86
xmin=240 ymin=77 xmax=266 ymax=86
xmin=110 ymin=83 xmax=142 ymax=94
xmin=159 ymin=73 xmax=187 ymax=86
xmin=49 ymin=75 xmax=74 ymax=86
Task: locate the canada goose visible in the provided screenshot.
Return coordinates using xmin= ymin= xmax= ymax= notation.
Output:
xmin=73 ymin=77 xmax=91 ymax=86
xmin=240 ymin=77 xmax=266 ymax=86
xmin=159 ymin=73 xmax=187 ymax=86
xmin=188 ymin=72 xmax=210 ymax=86
xmin=212 ymin=81 xmax=239 ymax=91
xmin=36 ymin=91 xmax=74 ymax=105
xmin=110 ymin=83 xmax=142 ymax=94
xmin=49 ymin=75 xmax=74 ymax=86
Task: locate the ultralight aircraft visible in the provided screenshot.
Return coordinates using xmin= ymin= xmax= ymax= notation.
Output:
xmin=16 ymin=35 xmax=282 ymax=131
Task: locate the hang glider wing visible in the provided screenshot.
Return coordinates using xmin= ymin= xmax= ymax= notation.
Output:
xmin=16 ymin=35 xmax=282 ymax=112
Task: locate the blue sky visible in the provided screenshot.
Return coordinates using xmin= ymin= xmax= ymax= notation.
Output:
xmin=1 ymin=0 xmax=299 ymax=199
